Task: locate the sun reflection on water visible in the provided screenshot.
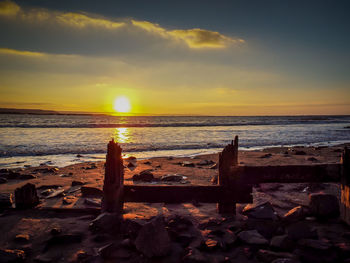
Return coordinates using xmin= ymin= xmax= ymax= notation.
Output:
xmin=114 ymin=127 xmax=130 ymax=143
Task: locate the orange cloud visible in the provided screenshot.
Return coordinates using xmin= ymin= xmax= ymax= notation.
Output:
xmin=0 ymin=48 xmax=45 ymax=57
xmin=0 ymin=0 xmax=19 ymax=16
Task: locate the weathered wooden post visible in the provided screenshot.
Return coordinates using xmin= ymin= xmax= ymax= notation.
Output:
xmin=341 ymin=147 xmax=350 ymax=224
xmin=102 ymin=139 xmax=124 ymax=214
xmin=218 ymin=136 xmax=238 ymax=214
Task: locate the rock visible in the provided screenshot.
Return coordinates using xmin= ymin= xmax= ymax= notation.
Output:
xmin=121 ymin=218 xmax=146 ymax=239
xmin=0 ymin=168 xmax=9 ymax=174
xmin=295 ymin=247 xmax=338 ymax=263
xmin=132 ymin=169 xmax=154 ymax=182
xmin=72 ymin=180 xmax=84 ymax=186
xmin=257 ymin=249 xmax=296 ymax=263
xmin=40 ymin=189 xmax=54 ymax=196
xmin=237 ymin=230 xmax=268 ymax=245
xmin=98 ymin=243 xmax=131 ymax=259
xmin=0 ymin=248 xmax=25 ymax=262
xmin=297 ymin=239 xmax=331 ymax=250
xmin=198 ymin=160 xmax=215 ymax=165
xmin=307 ymin=157 xmax=318 ymax=162
xmin=0 ymin=177 xmax=8 ymax=184
xmin=160 ymin=174 xmax=186 ymax=182
xmin=90 ymin=213 xmax=120 ymax=232
xmin=0 ymin=193 xmax=13 ymax=209
xmin=204 ymin=239 xmax=219 ymax=250
xmin=14 ymin=234 xmax=30 ymax=243
xmin=260 ymin=153 xmax=272 ymax=158
xmin=182 ymin=161 xmax=195 ymax=167
xmin=246 ymin=218 xmax=283 ymax=239
xmin=19 ymin=174 xmax=36 ymax=180
xmin=62 ymin=196 xmax=75 ymax=205
xmin=127 ymin=162 xmax=136 ymax=170
xmin=270 ymin=235 xmax=295 ymax=251
xmin=76 ymin=154 xmax=83 ymax=157
xmin=81 ymin=186 xmax=103 ymax=197
xmin=295 ymin=150 xmax=306 ymax=155
xmin=182 ymin=248 xmax=209 ymax=263
xmin=198 ymin=217 xmax=223 ymax=229
xmin=85 ymin=198 xmax=101 ymax=207
xmin=45 ymin=234 xmax=83 ymax=250
xmin=286 ymin=221 xmax=317 ymax=240
xmin=283 ymin=206 xmax=307 ymax=223
xmin=242 ymin=202 xmax=278 ymax=220
xmin=15 ymin=183 xmax=39 ymax=209
xmin=34 ymin=254 xmax=54 ymax=263
xmin=50 ymin=228 xmax=61 ymax=236
xmin=135 ymin=216 xmax=171 ymax=258
xmin=46 ymin=188 xmax=65 ymax=199
xmin=309 ymin=193 xmax=339 ymax=218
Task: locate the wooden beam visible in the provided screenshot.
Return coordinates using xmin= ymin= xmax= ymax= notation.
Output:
xmin=341 ymin=147 xmax=350 ymax=225
xmin=124 ymin=185 xmax=251 ymax=204
xmin=231 ymin=164 xmax=340 ymax=184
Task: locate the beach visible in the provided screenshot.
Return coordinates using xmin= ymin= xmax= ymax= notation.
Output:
xmin=0 ymin=144 xmax=349 ymax=262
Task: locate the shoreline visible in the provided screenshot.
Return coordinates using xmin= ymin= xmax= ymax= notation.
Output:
xmin=1 ymin=140 xmax=350 ymax=169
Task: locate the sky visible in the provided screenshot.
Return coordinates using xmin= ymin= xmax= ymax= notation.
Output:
xmin=0 ymin=0 xmax=349 ymax=115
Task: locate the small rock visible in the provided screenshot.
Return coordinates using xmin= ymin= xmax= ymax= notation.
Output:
xmin=309 ymin=193 xmax=340 ymax=218
xmin=246 ymin=218 xmax=282 ymax=239
xmin=198 ymin=160 xmax=215 ymax=165
xmin=15 ymin=183 xmax=39 ymax=209
xmin=72 ymin=180 xmax=84 ymax=186
xmin=242 ymin=202 xmax=278 ymax=220
xmin=0 ymin=193 xmax=13 ymax=209
xmin=0 ymin=249 xmax=25 ymax=262
xmin=76 ymin=154 xmax=83 ymax=157
xmin=133 ymin=170 xmax=154 ymax=182
xmin=46 ymin=188 xmax=65 ymax=199
xmin=182 ymin=161 xmax=195 ymax=167
xmin=14 ymin=234 xmax=30 ymax=243
xmin=295 ymin=150 xmax=306 ymax=155
xmin=84 ymin=198 xmax=101 ymax=207
xmin=209 ymin=163 xmax=218 ymax=169
xmin=283 ymin=206 xmax=306 ymax=223
xmin=143 ymin=161 xmax=151 ymax=165
xmin=81 ymin=186 xmax=103 ymax=197
xmin=237 ymin=230 xmax=268 ymax=245
xmin=0 ymin=177 xmax=7 ymax=184
xmin=257 ymin=249 xmax=296 ymax=263
xmin=160 ymin=174 xmax=186 ymax=182
xmin=62 ymin=196 xmax=75 ymax=205
xmin=307 ymin=157 xmax=318 ymax=162
xmin=204 ymin=239 xmax=219 ymax=250
xmin=135 ymin=216 xmax=171 ymax=258
xmin=260 ymin=153 xmax=272 ymax=158
xmin=127 ymin=162 xmax=137 ymax=170
xmin=286 ymin=221 xmax=317 ymax=240
xmin=19 ymin=174 xmax=36 ymax=180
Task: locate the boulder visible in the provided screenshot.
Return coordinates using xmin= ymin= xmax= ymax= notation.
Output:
xmin=89 ymin=213 xmax=120 ymax=232
xmin=242 ymin=202 xmax=278 ymax=220
xmin=0 ymin=193 xmax=13 ymax=209
xmin=246 ymin=218 xmax=283 ymax=239
xmin=15 ymin=183 xmax=39 ymax=209
xmin=283 ymin=206 xmax=307 ymax=223
xmin=270 ymin=235 xmax=295 ymax=251
xmin=309 ymin=193 xmax=339 ymax=218
xmin=286 ymin=221 xmax=317 ymax=240
xmin=257 ymin=249 xmax=296 ymax=263
xmin=0 ymin=249 xmax=25 ymax=262
xmin=132 ymin=170 xmax=154 ymax=182
xmin=237 ymin=230 xmax=268 ymax=245
xmin=121 ymin=218 xmax=146 ymax=239
xmin=135 ymin=216 xmax=171 ymax=258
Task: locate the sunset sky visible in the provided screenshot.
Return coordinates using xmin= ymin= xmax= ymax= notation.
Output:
xmin=0 ymin=0 xmax=349 ymax=115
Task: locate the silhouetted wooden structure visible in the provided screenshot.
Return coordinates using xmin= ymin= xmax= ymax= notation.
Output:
xmin=102 ymin=137 xmax=343 ymax=215
xmin=341 ymin=147 xmax=350 ymax=224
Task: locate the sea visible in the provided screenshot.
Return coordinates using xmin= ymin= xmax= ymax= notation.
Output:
xmin=0 ymin=114 xmax=350 ymax=168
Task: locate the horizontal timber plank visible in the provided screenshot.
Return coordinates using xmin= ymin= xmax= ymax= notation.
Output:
xmin=232 ymin=164 xmax=341 ymax=184
xmin=124 ymin=185 xmax=251 ymax=203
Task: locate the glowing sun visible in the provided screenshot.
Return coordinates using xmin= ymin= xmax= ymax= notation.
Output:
xmin=113 ymin=96 xmax=131 ymax=113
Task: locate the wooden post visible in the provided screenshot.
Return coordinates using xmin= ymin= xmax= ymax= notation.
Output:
xmin=341 ymin=147 xmax=350 ymax=224
xmin=218 ymin=136 xmax=238 ymax=214
xmin=102 ymin=139 xmax=124 ymax=214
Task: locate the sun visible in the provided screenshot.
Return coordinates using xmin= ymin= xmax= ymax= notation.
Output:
xmin=113 ymin=96 xmax=131 ymax=113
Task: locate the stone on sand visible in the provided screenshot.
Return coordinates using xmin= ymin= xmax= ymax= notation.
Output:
xmin=237 ymin=230 xmax=269 ymax=245
xmin=242 ymin=202 xmax=278 ymax=220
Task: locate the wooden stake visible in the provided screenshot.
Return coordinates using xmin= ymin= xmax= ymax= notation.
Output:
xmin=341 ymin=147 xmax=350 ymax=224
xmin=218 ymin=135 xmax=239 ymax=214
xmin=102 ymin=139 xmax=124 ymax=214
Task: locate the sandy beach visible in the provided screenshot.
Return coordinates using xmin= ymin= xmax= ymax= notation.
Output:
xmin=0 ymin=144 xmax=349 ymax=262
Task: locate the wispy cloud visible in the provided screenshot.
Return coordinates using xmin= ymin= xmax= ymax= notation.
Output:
xmin=0 ymin=48 xmax=45 ymax=57
xmin=131 ymin=20 xmax=244 ymax=49
xmin=0 ymin=0 xmax=125 ymax=30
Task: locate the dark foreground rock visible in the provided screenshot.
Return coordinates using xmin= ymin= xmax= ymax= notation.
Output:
xmin=0 ymin=248 xmax=25 ymax=263
xmin=135 ymin=216 xmax=171 ymax=258
xmin=0 ymin=193 xmax=13 ymax=209
xmin=14 ymin=183 xmax=39 ymax=209
xmin=242 ymin=202 xmax=279 ymax=220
